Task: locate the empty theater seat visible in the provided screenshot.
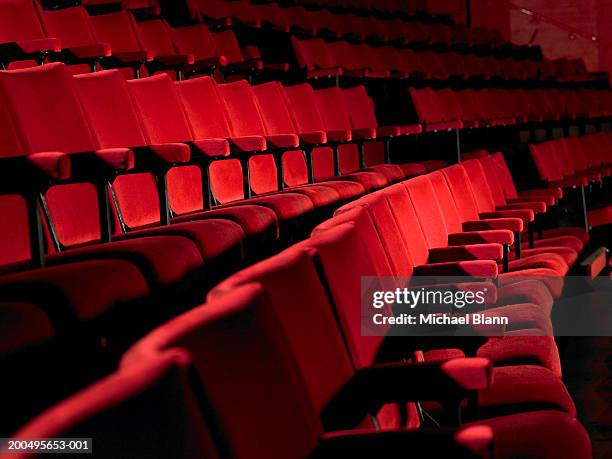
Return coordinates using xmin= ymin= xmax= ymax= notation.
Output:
xmin=125 ymin=284 xmax=503 ymax=458
xmin=9 ymin=352 xmax=220 ymax=458
xmin=0 ymin=63 xmax=248 ymax=289
xmin=0 ymin=0 xmax=61 ymax=69
xmin=73 ymin=69 xmax=279 ymax=259
xmin=128 ymin=73 xmax=319 ymax=240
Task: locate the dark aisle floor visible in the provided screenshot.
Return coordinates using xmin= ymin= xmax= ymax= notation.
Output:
xmin=561 ymin=337 xmax=612 ymax=459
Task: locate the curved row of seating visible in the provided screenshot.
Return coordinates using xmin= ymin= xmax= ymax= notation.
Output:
xmin=5 ymin=157 xmax=596 ymax=458
xmin=291 ymin=36 xmax=595 ymax=85
xmin=0 ymin=61 xmax=442 ymax=434
xmin=1 ymin=0 xmax=283 ymax=81
xmin=409 ymin=87 xmax=612 ymax=132
xmin=529 ymin=132 xmax=612 ymax=228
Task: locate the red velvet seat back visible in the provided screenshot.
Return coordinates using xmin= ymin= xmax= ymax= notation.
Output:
xmin=403 ymin=175 xmax=451 ymax=250
xmin=127 ymin=284 xmax=322 ymax=459
xmin=459 ymin=159 xmax=498 ymax=213
xmin=290 ymin=37 xmax=334 ymax=71
xmin=314 ymin=87 xmax=360 ymax=174
xmin=340 ymin=86 xmax=378 ymax=130
xmin=283 ymin=84 xmax=336 ymax=181
xmin=428 ymin=171 xmax=465 ymax=233
xmin=136 ymin=19 xmax=177 ymax=57
xmin=211 ymin=30 xmax=243 ymax=64
xmin=174 ymin=77 xmax=244 ymax=204
xmin=74 ymin=70 xmax=148 ymax=148
xmin=0 ymin=63 xmax=106 ymax=248
xmin=90 ymin=11 xmax=144 ymax=54
xmin=0 ymin=195 xmax=32 ymax=268
xmin=170 ymin=24 xmax=217 ymax=62
xmin=17 ymin=352 xmax=220 ymax=459
xmin=216 ymin=80 xmax=277 ymax=195
xmin=212 ymin=248 xmax=356 ymax=419
xmin=490 ymin=152 xmax=520 ymax=200
xmin=39 ymin=6 xmax=98 ymax=48
xmin=75 ymin=70 xmax=169 ymax=229
xmin=0 ymin=63 xmax=97 ymax=154
xmin=529 ymin=142 xmax=565 ymax=182
xmin=441 ymin=164 xmax=482 ymax=222
xmin=0 ymin=0 xmax=46 ymax=43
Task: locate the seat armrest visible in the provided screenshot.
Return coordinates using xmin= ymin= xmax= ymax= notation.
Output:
xmin=314 ymin=426 xmax=493 ymax=459
xmin=414 ymin=260 xmax=498 ymax=277
xmin=68 ymin=149 xmax=134 ymax=180
xmin=479 ymin=209 xmax=534 ymax=222
xmin=0 ymin=153 xmax=70 ymax=191
xmin=550 ymin=176 xmax=588 ymax=188
xmin=131 ymin=144 xmax=191 ymax=171
xmin=429 ymin=244 xmax=503 ymax=263
xmin=496 ymin=202 xmax=546 ymax=214
xmin=299 ymin=131 xmax=327 ymax=145
xmin=449 ymin=230 xmax=514 ymax=246
xmin=326 ymin=129 xmax=352 ymax=142
xmin=351 ymin=128 xmax=377 ymax=140
xmin=462 ymin=218 xmax=523 ymax=233
xmin=321 ymin=358 xmax=492 ymax=431
xmin=265 ymin=134 xmax=299 ymax=149
xmin=62 ymin=43 xmax=112 ymax=60
xmin=153 ymin=54 xmax=195 ymax=67
xmin=507 ymin=195 xmax=555 ymax=206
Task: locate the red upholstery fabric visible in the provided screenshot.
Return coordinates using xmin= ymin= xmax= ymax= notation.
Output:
xmin=0 ymin=63 xmax=98 ymax=155
xmin=125 ymin=284 xmax=324 ymax=459
xmin=469 ymin=411 xmax=591 ymax=459
xmin=0 ymin=258 xmax=149 ymax=320
xmin=136 ymin=19 xmax=194 ymax=64
xmin=175 ymin=76 xmax=234 ymax=140
xmin=89 ymin=10 xmax=147 ymax=56
xmin=0 ymin=302 xmax=54 ymax=354
xmin=127 ymin=74 xmax=193 ymax=144
xmin=0 ymin=0 xmax=47 ymax=46
xmin=13 ymin=352 xmax=220 ymax=459
xmin=74 ymin=70 xmax=149 ymax=148
xmin=0 ymin=195 xmax=32 ymax=268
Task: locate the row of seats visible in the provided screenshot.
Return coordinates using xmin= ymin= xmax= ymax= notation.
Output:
xmin=529 ymin=132 xmax=612 ymax=228
xmin=198 ymin=0 xmax=600 ymax=85
xmin=409 ymin=87 xmax=612 ymax=132
xmin=0 ymin=0 xmax=282 ymax=80
xmin=0 ymin=62 xmax=443 ymax=432
xmin=8 ymin=157 xmax=595 ymax=458
xmin=291 ymin=36 xmax=596 ymax=85
xmin=272 ymin=0 xmax=424 ymax=17
xmin=187 ymin=0 xmax=519 ymax=56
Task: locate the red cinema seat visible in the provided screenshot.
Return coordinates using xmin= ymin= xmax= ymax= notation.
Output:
xmin=10 ymin=352 xmax=220 ymax=459
xmin=169 ymin=23 xmax=228 ymax=76
xmin=282 ymin=83 xmax=389 ymax=191
xmin=127 ymin=281 xmax=498 ymax=457
xmin=37 ymin=5 xmax=112 ymax=73
xmin=169 ymin=75 xmax=317 ymax=229
xmin=251 ymin=80 xmax=366 ymax=200
xmin=89 ymin=9 xmax=154 ymax=78
xmin=477 ymin=154 xmax=589 ymax=251
xmin=314 ymin=86 xmax=406 ymax=182
xmin=204 ymin=239 xmax=587 ymax=458
xmin=440 ymin=164 xmax=575 ymax=276
xmin=73 ymin=69 xmax=279 ymax=264
xmin=0 ymin=0 xmax=61 ymax=69
xmin=133 ymin=18 xmax=195 ymax=80
xmin=0 ymin=63 xmax=220 ymax=289
xmin=409 ymin=87 xmax=463 ymax=132
xmin=339 ymin=85 xmax=446 ymax=174
xmin=214 ymin=79 xmax=343 ymax=208
xmin=290 ymin=36 xmax=342 ymax=80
